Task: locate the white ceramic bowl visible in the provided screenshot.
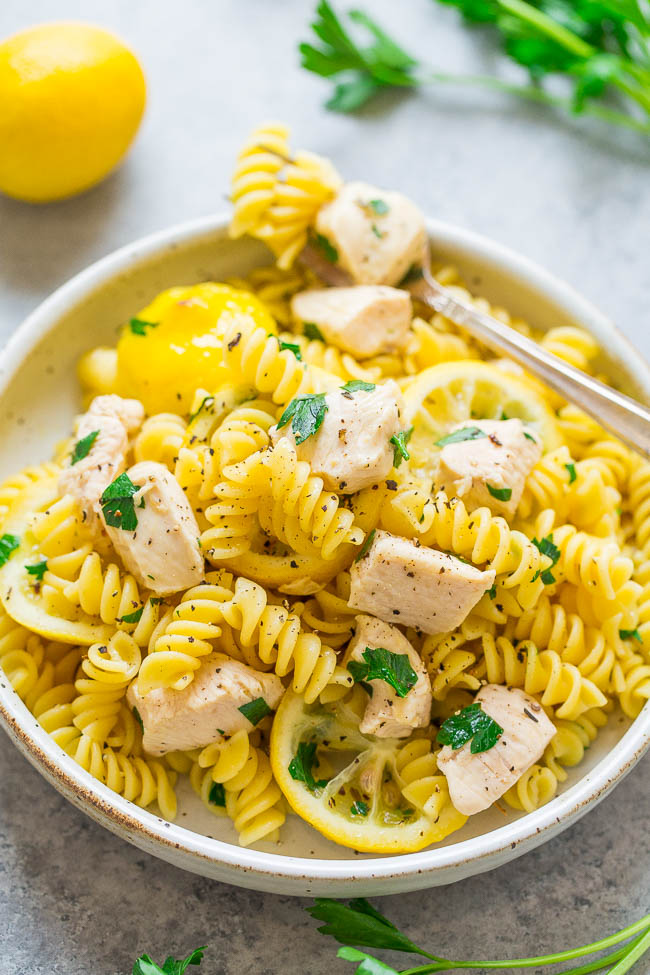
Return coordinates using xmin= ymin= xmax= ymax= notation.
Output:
xmin=1 ymin=215 xmax=649 ymax=897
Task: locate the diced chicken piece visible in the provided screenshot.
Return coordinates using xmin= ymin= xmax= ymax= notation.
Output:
xmin=346 ymin=615 xmax=431 ymax=738
xmin=127 ymin=652 xmax=284 ymax=755
xmin=292 ymin=286 xmax=411 ymax=358
xmin=349 ymin=530 xmax=495 ymax=635
xmin=270 ymin=380 xmax=404 ymax=494
xmin=104 ymin=460 xmax=204 ymax=596
xmin=315 ymin=181 xmax=428 ymax=287
xmin=59 ymin=394 xmax=145 ymax=532
xmin=435 ymin=419 xmax=542 ymax=518
xmin=437 ymin=684 xmax=556 ymax=816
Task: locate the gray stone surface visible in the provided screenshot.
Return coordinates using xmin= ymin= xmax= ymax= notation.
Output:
xmin=0 ymin=1 xmax=649 ymax=972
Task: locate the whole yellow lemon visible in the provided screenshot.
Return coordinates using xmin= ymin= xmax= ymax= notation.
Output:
xmin=0 ymin=22 xmax=146 ymax=203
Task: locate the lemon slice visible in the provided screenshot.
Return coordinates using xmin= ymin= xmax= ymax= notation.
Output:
xmin=401 ymin=360 xmax=560 ymax=478
xmin=0 ymin=472 xmax=114 ymax=644
xmin=270 ymin=688 xmax=466 ymax=853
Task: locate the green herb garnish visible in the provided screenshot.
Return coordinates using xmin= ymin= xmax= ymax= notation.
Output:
xmin=350 ymin=801 xmax=369 ymax=817
xmin=435 ymin=426 xmax=487 ymax=447
xmin=371 ymin=223 xmax=383 ymax=238
xmin=100 ymin=473 xmax=141 ymax=532
xmin=238 ymin=697 xmax=272 ymax=726
xmin=132 ymin=707 xmax=144 ymax=734
xmin=523 ymin=430 xmax=537 ymax=442
xmin=129 ymin=318 xmax=159 ymax=337
xmin=277 ymin=393 xmax=328 ymax=445
xmin=0 ymin=534 xmax=20 ymax=567
xmin=120 ymin=606 xmax=144 ymax=625
xmin=132 ymin=945 xmax=206 ymax=975
xmin=367 ymin=198 xmax=389 ymax=215
xmin=486 ymin=583 xmax=497 ymax=600
xmin=341 ymin=380 xmax=376 ymax=394
xmin=189 ymin=395 xmax=215 ymax=424
xmin=278 ymin=338 xmax=303 ymax=360
xmin=565 ymin=462 xmax=577 ymax=483
xmin=437 ymin=702 xmax=503 ymax=754
xmin=390 ymin=427 xmax=413 ymax=468
xmin=304 ymin=322 xmax=325 ymax=342
xmin=208 ymin=782 xmax=226 ymax=808
xmin=620 ymin=628 xmax=643 ymax=644
xmin=300 ymin=1 xmax=650 ymax=137
xmin=314 ymin=232 xmax=339 ymax=263
xmin=532 ymin=533 xmax=561 ymax=585
xmin=289 ymin=741 xmax=329 ymax=792
xmin=486 ymin=483 xmax=512 ymax=502
xmin=25 ymin=560 xmax=48 ymax=582
xmin=71 ymin=430 xmax=99 ymax=465
xmin=348 ymin=647 xmax=418 ymax=699
xmin=355 ymin=529 xmax=376 ymax=563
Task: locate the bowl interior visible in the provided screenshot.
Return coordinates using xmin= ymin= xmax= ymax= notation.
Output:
xmin=1 ymin=218 xmax=648 ymax=879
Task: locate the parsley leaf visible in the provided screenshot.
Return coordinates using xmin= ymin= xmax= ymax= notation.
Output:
xmin=208 ymin=782 xmax=226 ymax=807
xmin=304 ymin=322 xmax=325 ymax=342
xmin=350 ymin=800 xmax=369 ymax=817
xmin=278 ymin=338 xmax=303 ymax=360
xmin=348 ymin=647 xmax=418 ymax=698
xmin=435 ymin=426 xmax=487 ymax=447
xmin=341 ymin=380 xmax=376 ymax=394
xmin=25 ymin=560 xmax=48 ymax=582
xmin=486 ymin=583 xmax=497 ymax=600
xmin=486 ymin=483 xmax=512 ymax=502
xmin=129 ymin=318 xmax=159 ymax=337
xmin=314 ymin=231 xmax=339 ymax=263
xmin=238 ymin=697 xmax=272 ymax=726
xmin=0 ymin=534 xmax=20 ymax=567
xmin=523 ymin=430 xmax=537 ymax=442
xmin=289 ymin=741 xmax=329 ymax=792
xmin=355 ymin=529 xmax=376 ymax=563
xmin=367 ymin=198 xmax=389 ymax=215
xmin=371 ymin=223 xmax=384 ymax=238
xmin=437 ymin=702 xmax=503 ymax=754
xmin=100 ymin=473 xmax=141 ymax=532
xmin=532 ymin=533 xmax=561 ymax=585
xmin=132 ymin=946 xmax=206 ymax=975
xmin=120 ymin=606 xmax=144 ymax=625
xmin=620 ymin=628 xmax=642 ymax=644
xmin=189 ymin=395 xmax=215 ymax=424
xmin=71 ymin=430 xmax=99 ymax=465
xmin=390 ymin=427 xmax=413 ymax=468
xmin=132 ymin=706 xmax=144 ymax=733
xmin=565 ymin=462 xmax=577 ymax=483
xmin=277 ymin=393 xmax=328 ymax=445
xmin=307 ymin=898 xmax=424 ymax=954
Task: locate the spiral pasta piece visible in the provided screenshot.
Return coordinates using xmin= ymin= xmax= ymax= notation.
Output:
xmin=229 ymin=121 xmax=342 ymax=268
xmin=395 ymin=738 xmax=457 ymax=824
xmin=133 ymin=412 xmax=187 ymax=470
xmin=70 ymin=632 xmax=141 ymax=742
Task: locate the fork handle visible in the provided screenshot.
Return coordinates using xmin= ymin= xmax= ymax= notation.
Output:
xmin=415 ymin=276 xmax=650 ymax=461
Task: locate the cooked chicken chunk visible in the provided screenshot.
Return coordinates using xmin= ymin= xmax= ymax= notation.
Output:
xmin=59 ymin=394 xmax=144 ymax=532
xmin=128 ymin=653 xmax=285 ymax=755
xmin=315 ymin=181 xmax=428 ymax=287
xmin=349 ymin=530 xmax=495 ymax=634
xmin=104 ymin=460 xmax=204 ymax=596
xmin=435 ymin=419 xmax=541 ymax=518
xmin=437 ymin=684 xmax=556 ymax=816
xmin=270 ymin=381 xmax=404 ymax=494
xmin=346 ymin=615 xmax=431 ymax=738
xmin=292 ymin=286 xmax=411 ymax=358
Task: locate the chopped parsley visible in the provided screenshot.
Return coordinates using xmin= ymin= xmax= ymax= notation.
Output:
xmin=238 ymin=697 xmax=272 ymax=726
xmin=0 ymin=533 xmax=20 ymax=567
xmin=619 ymin=628 xmax=642 ymax=643
xmin=486 ymin=483 xmax=512 ymax=502
xmin=350 ymin=800 xmax=369 ymax=817
xmin=355 ymin=529 xmax=376 ymax=563
xmin=435 ymin=426 xmax=487 ymax=447
xmin=341 ymin=379 xmax=376 ymax=394
xmin=437 ymin=702 xmax=503 ymax=754
xmin=100 ymin=473 xmax=141 ymax=532
xmin=129 ymin=317 xmax=159 ymax=336
xmin=500 ymin=410 xmax=509 ymax=420
xmin=390 ymin=427 xmax=413 ymax=468
xmin=565 ymin=462 xmax=577 ymax=484
xmin=289 ymin=741 xmax=328 ymax=792
xmin=208 ymin=782 xmax=226 ymax=808
xmin=367 ymin=198 xmax=389 ymax=215
xmin=486 ymin=583 xmax=497 ymax=600
xmin=25 ymin=560 xmax=48 ymax=582
xmin=523 ymin=430 xmax=537 ymax=442
xmin=70 ymin=430 xmax=99 ymax=465
xmin=348 ymin=647 xmax=418 ymax=699
xmin=314 ymin=232 xmax=339 ymax=264
xmin=189 ymin=395 xmax=215 ymax=424
xmin=532 ymin=533 xmax=561 ymax=585
xmin=277 ymin=393 xmax=328 ymax=445
xmin=120 ymin=606 xmax=144 ymax=625
xmin=303 ymin=322 xmax=325 ymax=342
xmin=132 ymin=707 xmax=144 ymax=733
xmin=277 ymin=338 xmax=303 ymax=360
xmin=371 ymin=223 xmax=383 ymax=238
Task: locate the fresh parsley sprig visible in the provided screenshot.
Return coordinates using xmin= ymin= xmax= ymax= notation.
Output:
xmin=301 ymin=0 xmax=650 ymax=136
xmin=348 ymin=647 xmax=418 ymax=698
xmin=437 ymin=701 xmax=503 ymax=753
xmin=277 ymin=393 xmax=329 ymax=445
xmin=0 ymin=533 xmax=20 ymax=567
xmin=132 ymin=945 xmax=205 ymax=975
xmin=100 ymin=473 xmax=142 ymax=532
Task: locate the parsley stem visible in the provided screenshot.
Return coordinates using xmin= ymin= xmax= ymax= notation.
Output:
xmin=399 ymin=915 xmax=650 ymax=973
xmin=496 ymin=0 xmax=593 ymax=60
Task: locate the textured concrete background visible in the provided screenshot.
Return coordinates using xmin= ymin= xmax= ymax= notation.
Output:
xmin=0 ymin=1 xmax=649 ymax=972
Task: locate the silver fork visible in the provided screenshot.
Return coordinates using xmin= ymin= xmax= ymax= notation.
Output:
xmin=299 ymin=244 xmax=650 ymax=460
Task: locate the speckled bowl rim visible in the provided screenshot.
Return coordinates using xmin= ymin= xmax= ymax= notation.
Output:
xmin=1 ymin=213 xmax=649 ymax=894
